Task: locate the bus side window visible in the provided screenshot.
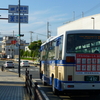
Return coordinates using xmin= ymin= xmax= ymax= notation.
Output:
xmin=58 ymin=36 xmax=63 ymax=60
xmin=48 ymin=40 xmax=56 ymax=60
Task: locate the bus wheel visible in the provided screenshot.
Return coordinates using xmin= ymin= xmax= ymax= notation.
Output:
xmin=52 ymin=78 xmax=59 ymax=95
xmin=42 ymin=75 xmax=47 ymax=86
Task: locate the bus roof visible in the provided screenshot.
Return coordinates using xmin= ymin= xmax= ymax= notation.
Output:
xmin=41 ymin=34 xmax=63 ymax=46
xmin=65 ymin=29 xmax=100 ymax=34
xmin=41 ymin=29 xmax=100 ymax=46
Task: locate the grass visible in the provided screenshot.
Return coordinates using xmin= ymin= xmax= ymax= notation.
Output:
xmin=21 ymin=57 xmax=33 ymax=60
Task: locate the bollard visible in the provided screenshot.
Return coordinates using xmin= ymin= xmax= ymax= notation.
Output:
xmin=25 ymin=69 xmax=29 ymax=89
xmin=30 ymin=74 xmax=32 ymax=96
xmin=30 ymin=74 xmax=32 ymax=87
xmin=1 ymin=66 xmax=4 ymax=71
xmin=26 ymin=71 xmax=29 ymax=91
xmin=25 ymin=68 xmax=27 ymax=88
xmin=34 ymin=82 xmax=38 ymax=100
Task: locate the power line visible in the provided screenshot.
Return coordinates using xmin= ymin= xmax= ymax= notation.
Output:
xmin=64 ymin=2 xmax=100 ymax=23
xmin=84 ymin=2 xmax=100 ymax=15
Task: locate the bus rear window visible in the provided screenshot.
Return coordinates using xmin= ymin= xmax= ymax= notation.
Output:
xmin=67 ymin=34 xmax=100 ymax=53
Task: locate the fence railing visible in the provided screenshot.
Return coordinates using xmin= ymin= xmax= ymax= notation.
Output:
xmin=25 ymin=68 xmax=45 ymax=100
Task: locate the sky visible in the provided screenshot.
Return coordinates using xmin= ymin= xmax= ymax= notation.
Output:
xmin=0 ymin=0 xmax=100 ymax=43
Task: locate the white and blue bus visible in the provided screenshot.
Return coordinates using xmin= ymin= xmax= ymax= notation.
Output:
xmin=40 ymin=29 xmax=100 ymax=95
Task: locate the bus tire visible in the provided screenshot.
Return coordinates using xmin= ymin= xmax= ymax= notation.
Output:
xmin=42 ymin=75 xmax=47 ymax=86
xmin=52 ymin=78 xmax=59 ymax=95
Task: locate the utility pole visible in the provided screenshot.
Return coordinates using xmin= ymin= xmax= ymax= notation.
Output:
xmin=73 ymin=11 xmax=75 ymax=21
xmin=47 ymin=22 xmax=51 ymax=39
xmin=82 ymin=12 xmax=84 ymax=17
xmin=30 ymin=31 xmax=33 ymax=43
xmin=36 ymin=35 xmax=38 ymax=41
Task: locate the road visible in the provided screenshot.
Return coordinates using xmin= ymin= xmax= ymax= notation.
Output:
xmin=0 ymin=60 xmax=40 ymax=79
xmin=0 ymin=60 xmax=100 ymax=100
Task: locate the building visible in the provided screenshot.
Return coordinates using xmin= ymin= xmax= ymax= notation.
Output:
xmin=2 ymin=36 xmax=26 ymax=58
xmin=25 ymin=43 xmax=30 ymax=52
xmin=57 ymin=13 xmax=100 ymax=35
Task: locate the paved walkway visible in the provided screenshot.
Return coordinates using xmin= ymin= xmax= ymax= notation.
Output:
xmin=0 ymin=70 xmax=28 ymax=100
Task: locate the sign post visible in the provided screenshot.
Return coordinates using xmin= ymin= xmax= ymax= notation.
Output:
xmin=8 ymin=3 xmax=28 ymax=77
xmin=18 ymin=0 xmax=21 ymax=77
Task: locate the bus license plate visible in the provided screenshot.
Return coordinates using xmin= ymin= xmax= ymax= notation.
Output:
xmin=84 ymin=76 xmax=99 ymax=82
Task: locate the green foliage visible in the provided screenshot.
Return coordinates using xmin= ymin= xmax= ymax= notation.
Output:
xmin=20 ymin=40 xmax=42 ymax=59
xmin=28 ymin=40 xmax=42 ymax=51
xmin=28 ymin=40 xmax=42 ymax=59
xmin=23 ymin=50 xmax=30 ymax=57
xmin=20 ymin=49 xmax=24 ymax=57
xmin=21 ymin=57 xmax=33 ymax=60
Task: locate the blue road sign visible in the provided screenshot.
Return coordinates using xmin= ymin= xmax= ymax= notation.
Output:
xmin=9 ymin=5 xmax=28 ymax=14
xmin=16 ymin=43 xmax=19 ymax=47
xmin=8 ymin=15 xmax=28 ymax=23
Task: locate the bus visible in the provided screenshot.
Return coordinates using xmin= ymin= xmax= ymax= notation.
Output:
xmin=40 ymin=29 xmax=100 ymax=95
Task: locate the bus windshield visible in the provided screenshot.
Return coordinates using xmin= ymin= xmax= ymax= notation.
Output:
xmin=67 ymin=34 xmax=100 ymax=53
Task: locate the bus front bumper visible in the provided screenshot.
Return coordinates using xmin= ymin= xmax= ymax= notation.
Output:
xmin=61 ymin=82 xmax=100 ymax=91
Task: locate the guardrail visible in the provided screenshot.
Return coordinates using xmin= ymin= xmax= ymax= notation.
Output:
xmin=25 ymin=68 xmax=45 ymax=100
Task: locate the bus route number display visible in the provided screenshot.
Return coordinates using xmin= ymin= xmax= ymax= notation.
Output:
xmin=77 ymin=34 xmax=100 ymax=40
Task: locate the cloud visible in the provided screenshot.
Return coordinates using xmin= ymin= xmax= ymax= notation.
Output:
xmin=29 ymin=10 xmax=50 ymax=21
xmin=30 ymin=21 xmax=45 ymax=25
xmin=47 ymin=14 xmax=68 ymax=22
xmin=32 ymin=10 xmax=49 ymax=15
xmin=29 ymin=10 xmax=68 ymax=27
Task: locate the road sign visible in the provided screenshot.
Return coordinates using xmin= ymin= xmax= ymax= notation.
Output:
xmin=16 ymin=43 xmax=19 ymax=47
xmin=9 ymin=5 xmax=28 ymax=14
xmin=8 ymin=15 xmax=28 ymax=23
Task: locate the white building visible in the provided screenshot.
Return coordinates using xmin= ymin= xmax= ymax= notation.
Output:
xmin=25 ymin=43 xmax=30 ymax=52
xmin=2 ymin=36 xmax=26 ymax=58
xmin=57 ymin=13 xmax=100 ymax=35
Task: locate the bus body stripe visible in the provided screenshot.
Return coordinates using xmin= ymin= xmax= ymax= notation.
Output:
xmin=41 ymin=60 xmax=75 ymax=66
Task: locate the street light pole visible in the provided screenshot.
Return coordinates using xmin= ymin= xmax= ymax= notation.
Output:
xmin=91 ymin=17 xmax=95 ymax=29
xmin=18 ymin=0 xmax=21 ymax=77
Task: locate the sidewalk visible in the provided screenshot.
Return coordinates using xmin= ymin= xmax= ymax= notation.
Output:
xmin=0 ymin=70 xmax=28 ymax=100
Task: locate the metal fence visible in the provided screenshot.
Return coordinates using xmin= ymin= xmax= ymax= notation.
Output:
xmin=25 ymin=68 xmax=45 ymax=100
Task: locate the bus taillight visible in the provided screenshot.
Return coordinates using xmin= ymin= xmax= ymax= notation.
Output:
xmin=68 ymin=75 xmax=72 ymax=81
xmin=66 ymin=56 xmax=75 ymax=63
xmin=67 ymin=85 xmax=74 ymax=88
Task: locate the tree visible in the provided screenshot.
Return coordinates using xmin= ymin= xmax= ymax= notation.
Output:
xmin=20 ymin=49 xmax=24 ymax=57
xmin=28 ymin=40 xmax=42 ymax=59
xmin=28 ymin=40 xmax=42 ymax=51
